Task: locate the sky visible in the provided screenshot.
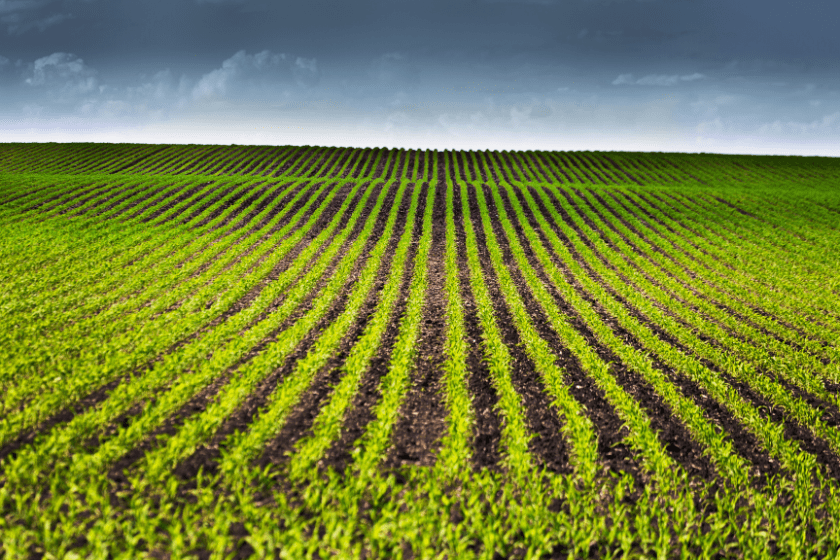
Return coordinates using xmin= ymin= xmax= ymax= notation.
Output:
xmin=1 ymin=0 xmax=839 ymax=155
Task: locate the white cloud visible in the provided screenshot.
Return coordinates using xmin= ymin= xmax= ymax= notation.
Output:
xmin=613 ymin=73 xmax=706 ymax=86
xmin=758 ymin=112 xmax=840 ymax=135
xmin=293 ymin=57 xmax=318 ymax=87
xmin=192 ymin=50 xmax=318 ymax=101
xmin=25 ymin=52 xmax=98 ymax=99
xmin=612 ymin=73 xmax=635 ymax=85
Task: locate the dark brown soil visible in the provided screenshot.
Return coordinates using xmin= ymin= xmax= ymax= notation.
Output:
xmin=498 ymin=183 xmax=716 ymax=482
xmin=42 ymin=183 xmax=117 ymax=215
xmin=256 ymin=181 xmax=413 ymax=469
xmin=285 ymin=147 xmax=323 ymax=178
xmin=415 ymin=151 xmax=428 ymax=183
xmin=454 ymin=151 xmax=470 ymax=183
xmin=140 ymin=183 xmax=219 ymax=224
xmin=475 ymin=183 xmax=643 ymax=481
xmin=452 ymin=184 xmax=504 ymax=470
xmin=109 ymin=146 xmax=170 ymax=175
xmin=175 ymin=186 xmax=240 ymax=226
xmin=404 ymin=150 xmax=416 ymax=182
xmin=339 ymin=150 xmax=363 ymax=179
xmin=598 ymin=155 xmax=644 ymax=186
xmin=0 ymin=182 xmax=369 ymax=475
xmin=0 ymin=181 xmax=61 ymax=207
xmin=373 ymin=149 xmax=392 ymax=180
xmin=604 ymin=188 xmax=833 ymax=357
xmin=267 ymin=147 xmax=305 ymax=177
xmin=194 ymin=183 xmax=267 ymax=231
xmin=553 ymin=154 xmax=584 ymax=183
xmin=109 ymin=182 xmax=396 ymax=487
xmin=203 ymin=147 xmax=249 ymax=176
xmin=319 ymin=184 xmax=427 ymax=473
xmin=356 ymin=149 xmax=378 ymax=178
xmin=153 ymin=146 xmax=219 ymax=175
xmin=462 ymin=184 xmax=581 ymax=476
xmin=533 ymin=153 xmax=571 ymax=184
xmin=384 ymin=179 xmax=448 ymax=468
xmin=534 ymin=185 xmax=796 ymax=485
xmin=236 ymin=147 xmax=274 ymax=176
xmin=325 ymin=149 xmax=354 ymax=179
xmin=26 ymin=182 xmax=111 ymax=214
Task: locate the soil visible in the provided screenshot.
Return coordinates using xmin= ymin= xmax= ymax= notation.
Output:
xmin=384 ymin=177 xmax=448 ymax=468
xmin=535 ymin=185 xmax=796 ymax=485
xmin=453 ymin=184 xmax=504 ymax=469
xmin=6 ymin=147 xmax=840 ymax=555
xmin=109 ymin=181 xmax=394 ymax=487
xmin=320 ymin=183 xmax=427 ymax=473
xmin=0 ymin=181 xmax=366 ymax=474
xmin=27 ymin=182 xmax=111 ymax=214
xmin=256 ymin=180 xmax=413 ymax=469
xmin=464 ymin=183 xmax=588 ymax=476
xmin=109 ymin=146 xmax=170 ymax=175
xmin=499 ymin=183 xmax=716 ymax=481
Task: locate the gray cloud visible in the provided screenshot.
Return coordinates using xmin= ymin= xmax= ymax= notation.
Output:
xmin=24 ymin=51 xmax=97 ymax=99
xmin=192 ymin=50 xmax=318 ymax=101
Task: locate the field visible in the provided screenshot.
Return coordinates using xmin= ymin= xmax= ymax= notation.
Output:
xmin=1 ymin=143 xmax=840 ymax=559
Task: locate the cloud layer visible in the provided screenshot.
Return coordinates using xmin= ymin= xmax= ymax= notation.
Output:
xmin=1 ymin=0 xmax=840 ymax=155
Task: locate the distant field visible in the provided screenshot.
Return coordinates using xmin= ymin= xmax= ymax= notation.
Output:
xmin=2 ymin=143 xmax=840 ymax=558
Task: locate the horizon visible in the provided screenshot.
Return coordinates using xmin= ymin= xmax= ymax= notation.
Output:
xmin=2 ymin=141 xmax=837 ymax=160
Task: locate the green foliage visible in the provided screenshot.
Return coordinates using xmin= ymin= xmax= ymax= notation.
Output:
xmin=1 ymin=143 xmax=839 ymax=558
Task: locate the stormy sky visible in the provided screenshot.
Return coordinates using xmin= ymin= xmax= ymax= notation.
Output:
xmin=1 ymin=0 xmax=839 ymax=155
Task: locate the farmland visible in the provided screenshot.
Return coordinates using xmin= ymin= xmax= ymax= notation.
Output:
xmin=1 ymin=142 xmax=840 ymax=558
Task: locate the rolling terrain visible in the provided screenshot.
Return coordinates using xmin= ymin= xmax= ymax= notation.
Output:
xmin=1 ymin=143 xmax=840 ymax=558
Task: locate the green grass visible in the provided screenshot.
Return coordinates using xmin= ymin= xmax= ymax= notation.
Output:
xmin=1 ymin=143 xmax=840 ymax=558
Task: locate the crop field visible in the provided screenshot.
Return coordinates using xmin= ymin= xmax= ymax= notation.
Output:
xmin=2 ymin=143 xmax=840 ymax=558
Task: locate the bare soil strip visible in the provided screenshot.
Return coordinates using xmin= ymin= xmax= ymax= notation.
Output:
xmin=0 ymin=182 xmax=366 ymax=467
xmin=452 ymin=183 xmax=504 ymax=470
xmin=601 ymin=188 xmax=827 ymax=352
xmin=462 ymin=183 xmax=574 ymax=475
xmin=563 ymin=183 xmax=840 ymax=482
xmin=500 ymin=184 xmax=716 ymax=481
xmin=321 ymin=184 xmax=428 ymax=473
xmin=384 ymin=181 xmax=447 ymax=468
xmin=534 ymin=185 xmax=783 ymax=485
xmin=256 ymin=183 xmax=413 ymax=469
xmin=109 ymin=182 xmax=394 ymax=484
xmin=479 ymin=184 xmax=648 ymax=479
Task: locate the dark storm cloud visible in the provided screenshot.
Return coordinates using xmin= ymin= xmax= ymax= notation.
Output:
xmin=0 ymin=0 xmax=839 ymax=154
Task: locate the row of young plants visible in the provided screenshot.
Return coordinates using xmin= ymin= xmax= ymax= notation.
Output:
xmin=596 ymin=187 xmax=840 ymax=360
xmin=4 ymin=145 xmax=840 ymax=189
xmin=559 ymin=186 xmax=840 ymax=412
xmin=525 ymin=150 xmax=840 ymax=346
xmin=0 ymin=178 xmax=383 ymax=554
xmin=625 ymin=184 xmax=840 ymax=345
xmin=505 ymin=176 xmax=822 ymax=474
xmin=518 ymin=181 xmax=840 ymax=530
xmin=55 ymin=177 xmax=414 ymax=556
xmin=0 ymin=177 xmax=328 ymax=416
xmin=0 ymin=176 xmax=369 ymax=457
xmin=1 ymin=145 xmax=839 ymax=557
